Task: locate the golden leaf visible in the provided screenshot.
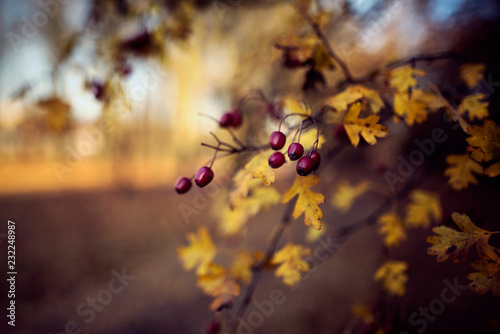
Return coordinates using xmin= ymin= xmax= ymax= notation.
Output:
xmin=220 ymin=187 xmax=281 ymax=235
xmin=457 ymin=93 xmax=489 ymax=121
xmin=230 ymin=152 xmax=276 ymax=207
xmin=178 ymin=227 xmax=217 ymax=275
xmin=393 ymin=91 xmax=428 ymax=126
xmin=351 ymin=303 xmax=374 ymax=324
xmin=374 ymin=261 xmax=408 ymax=296
xmin=331 ymin=180 xmax=370 ymax=214
xmin=326 ymin=85 xmax=383 ymax=113
xmin=390 ymin=65 xmax=426 ymax=93
xmin=313 ymin=43 xmax=335 ymax=71
xmin=485 ymin=162 xmax=500 ymax=177
xmin=404 ymin=190 xmax=442 ymax=228
xmin=272 ymin=243 xmax=311 ymax=286
xmin=283 ymin=96 xmax=312 ymax=116
xmin=467 ymin=259 xmax=500 ymax=297
xmin=466 ymin=120 xmax=500 ymax=163
xmin=343 ymin=102 xmax=388 ymax=147
xmin=230 ymin=251 xmax=262 ymax=284
xmin=197 ymin=263 xmax=241 ymax=311
xmin=460 ymin=63 xmax=485 ymax=89
xmin=427 ymin=212 xmax=494 ymax=263
xmin=305 ymin=224 xmax=327 ymax=242
xmin=282 ymin=175 xmax=325 ymax=230
xmin=377 ymin=213 xmax=407 ymax=247
xmin=444 ymin=154 xmax=484 ymax=190
xmin=298 ymin=129 xmax=326 ymax=150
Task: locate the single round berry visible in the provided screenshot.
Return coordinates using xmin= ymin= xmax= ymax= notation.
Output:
xmin=219 ymin=112 xmax=233 ymax=128
xmin=268 ymin=152 xmax=286 ymax=169
xmin=175 ymin=177 xmax=192 ymax=194
xmin=269 ymin=131 xmax=286 ymax=150
xmin=206 ymin=321 xmax=221 ymax=334
xmin=230 ymin=110 xmax=243 ymax=127
xmin=287 ymin=143 xmax=304 ymax=161
xmin=195 ymin=167 xmax=214 ymax=188
xmin=310 ymin=151 xmax=321 ymax=171
xmin=296 ymin=156 xmax=315 ymax=176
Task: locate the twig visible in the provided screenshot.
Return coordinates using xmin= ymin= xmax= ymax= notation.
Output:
xmin=300 ymin=11 xmax=355 ymax=82
xmin=386 ymin=51 xmax=458 ymax=68
xmin=228 ymin=198 xmax=297 ymax=334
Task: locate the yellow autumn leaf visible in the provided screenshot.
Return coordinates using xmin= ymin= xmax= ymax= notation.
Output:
xmin=427 ymin=212 xmax=496 ymax=263
xmin=230 ymin=251 xmax=262 ymax=284
xmin=404 ymin=190 xmax=442 ymax=228
xmin=230 ymin=152 xmax=276 ymax=207
xmin=467 ymin=259 xmax=500 ymax=297
xmin=351 ymin=303 xmax=374 ymax=324
xmin=444 ymin=154 xmax=484 ymax=190
xmin=282 ymin=175 xmax=325 ymax=230
xmin=272 ymin=243 xmax=311 ymax=286
xmin=374 ymin=261 xmax=408 ymax=296
xmin=283 ymin=96 xmax=312 ymax=116
xmin=178 ymin=227 xmax=217 ymax=275
xmin=390 ymin=65 xmax=426 ymax=93
xmin=220 ymin=186 xmax=281 ymax=235
xmin=485 ymin=162 xmax=500 ymax=177
xmin=197 ymin=263 xmax=241 ymax=311
xmin=331 ymin=180 xmax=370 ymax=214
xmin=377 ymin=212 xmax=407 ymax=247
xmin=343 ymin=102 xmax=388 ymax=147
xmin=466 ymin=120 xmax=500 ymax=163
xmin=393 ymin=91 xmax=428 ymax=126
xmin=457 ymin=93 xmax=489 ymax=121
xmin=326 ymin=85 xmax=384 ymax=113
xmin=460 ymin=63 xmax=485 ymax=89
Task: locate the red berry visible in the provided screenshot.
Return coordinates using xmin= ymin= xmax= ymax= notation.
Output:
xmin=206 ymin=321 xmax=220 ymax=334
xmin=175 ymin=177 xmax=192 ymax=194
xmin=219 ymin=112 xmax=233 ymax=128
xmin=287 ymin=143 xmax=304 ymax=161
xmin=230 ymin=110 xmax=243 ymax=127
xmin=268 ymin=152 xmax=286 ymax=169
xmin=310 ymin=151 xmax=321 ymax=171
xmin=269 ymin=131 xmax=286 ymax=150
xmin=195 ymin=167 xmax=214 ymax=187
xmin=296 ymin=156 xmax=315 ymax=176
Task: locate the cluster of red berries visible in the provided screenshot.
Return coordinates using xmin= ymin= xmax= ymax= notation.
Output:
xmin=268 ymin=131 xmax=321 ymax=176
xmin=175 ymin=166 xmax=214 ymax=194
xmin=218 ymin=109 xmax=243 ymax=128
xmin=176 ymin=110 xmax=244 ymax=194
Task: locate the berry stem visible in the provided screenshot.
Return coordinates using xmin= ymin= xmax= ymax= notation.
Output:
xmin=278 ymin=113 xmax=311 ymax=132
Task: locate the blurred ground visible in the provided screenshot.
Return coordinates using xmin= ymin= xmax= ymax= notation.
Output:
xmin=0 ymin=180 xmax=499 ymax=334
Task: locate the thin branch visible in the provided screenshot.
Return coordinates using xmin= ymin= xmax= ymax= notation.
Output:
xmin=386 ymin=51 xmax=458 ymax=68
xmin=300 ymin=11 xmax=355 ymax=82
xmin=228 ymin=198 xmax=297 ymax=334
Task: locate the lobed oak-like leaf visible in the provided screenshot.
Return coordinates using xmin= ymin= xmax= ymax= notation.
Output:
xmin=393 ymin=90 xmax=430 ymax=126
xmin=374 ymin=261 xmax=408 ymax=296
xmin=377 ymin=212 xmax=407 ymax=248
xmin=389 ymin=65 xmax=426 ymax=93
xmin=460 ymin=63 xmax=486 ymax=89
xmin=178 ymin=227 xmax=217 ymax=275
xmin=404 ymin=190 xmax=442 ymax=228
xmin=230 ymin=251 xmax=263 ymax=284
xmin=282 ymin=175 xmax=325 ymax=230
xmin=444 ymin=153 xmax=484 ymax=190
xmin=331 ymin=180 xmax=370 ymax=213
xmin=466 ymin=120 xmax=500 ymax=163
xmin=457 ymin=93 xmax=489 ymax=121
xmin=272 ymin=243 xmax=311 ymax=286
xmin=427 ymin=212 xmax=494 ymax=263
xmin=467 ymin=258 xmax=500 ymax=297
xmin=343 ymin=102 xmax=388 ymax=147
xmin=197 ymin=263 xmax=241 ymax=311
xmin=326 ymin=85 xmax=384 ymax=113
